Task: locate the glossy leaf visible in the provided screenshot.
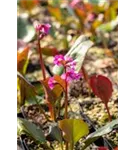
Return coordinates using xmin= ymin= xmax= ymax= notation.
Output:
xmin=58 ymin=119 xmax=89 ymax=149
xmin=41 ymin=46 xmax=58 ymax=56
xmin=82 ymin=119 xmax=118 ymax=150
xmin=53 ymin=35 xmax=93 ymax=75
xmin=18 ymin=118 xmax=46 ymax=143
xmin=89 ymin=74 xmax=113 ymax=104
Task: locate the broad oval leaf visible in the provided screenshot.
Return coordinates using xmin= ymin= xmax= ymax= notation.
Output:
xmin=58 ymin=119 xmax=89 ymax=148
xmin=89 ymin=75 xmax=113 ymax=104
xmin=18 ymin=118 xmax=46 ymax=143
xmin=53 ymin=35 xmax=93 ymax=75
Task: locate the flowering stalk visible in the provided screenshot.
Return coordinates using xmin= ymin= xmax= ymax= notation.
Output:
xmin=34 ymin=22 xmax=56 ymax=120
xmin=64 ymin=66 xmax=68 ymax=119
xmin=37 ymin=37 xmax=46 ymax=80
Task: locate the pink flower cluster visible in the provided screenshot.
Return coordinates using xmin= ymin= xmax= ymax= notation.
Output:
xmin=48 ymin=55 xmax=81 ymax=89
xmin=34 ymin=22 xmax=51 ymax=39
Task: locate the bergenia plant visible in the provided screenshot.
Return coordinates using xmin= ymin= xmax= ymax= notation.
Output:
xmin=48 ymin=54 xmax=81 ymax=119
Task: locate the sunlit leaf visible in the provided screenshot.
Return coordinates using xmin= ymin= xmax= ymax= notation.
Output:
xmin=17 ymin=46 xmax=29 ymax=74
xmin=59 ymin=119 xmax=89 ymax=149
xmin=53 ymin=35 xmax=93 ymax=75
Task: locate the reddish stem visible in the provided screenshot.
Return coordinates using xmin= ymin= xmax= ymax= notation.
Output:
xmin=65 ymin=142 xmax=68 ymax=150
xmin=64 ymin=67 xmax=68 ymax=119
xmin=105 ymin=103 xmax=112 ymax=122
xmin=37 ymin=38 xmax=46 ymax=80
xmin=37 ymin=36 xmax=55 ymax=120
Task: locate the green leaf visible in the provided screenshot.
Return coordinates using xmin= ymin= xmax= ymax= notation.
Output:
xmin=18 ymin=118 xmax=46 ymax=143
xmin=53 ymin=35 xmax=93 ymax=75
xmin=17 ymin=16 xmax=35 ymax=43
xmin=82 ymin=119 xmax=118 ymax=150
xmin=58 ymin=119 xmax=89 ymax=149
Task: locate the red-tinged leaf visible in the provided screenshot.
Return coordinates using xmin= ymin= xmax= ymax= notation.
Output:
xmin=20 ymin=0 xmax=39 ymax=11
xmin=114 ymin=147 xmax=118 ymax=150
xmin=41 ymin=76 xmax=65 ymax=120
xmin=41 ymin=46 xmax=58 ymax=56
xmin=41 ymin=76 xmax=64 ymax=104
xmin=53 ymin=75 xmax=66 ymax=91
xmin=89 ymin=75 xmax=113 ymax=104
xmin=17 ymin=46 xmax=29 ymax=74
xmin=74 ymin=8 xmax=87 ymax=23
xmin=84 ymin=3 xmax=93 ymax=12
xmin=97 ymin=147 xmax=108 ymax=150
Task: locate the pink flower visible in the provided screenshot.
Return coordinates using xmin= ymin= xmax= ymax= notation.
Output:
xmin=61 ymin=69 xmax=81 ymax=82
xmin=87 ymin=13 xmax=95 ymax=22
xmin=70 ymin=0 xmax=81 ymax=8
xmin=34 ymin=21 xmax=51 ymax=39
xmin=48 ymin=77 xmax=56 ymax=90
xmin=54 ymin=55 xmax=65 ymax=66
xmin=53 ymin=55 xmax=76 ymax=69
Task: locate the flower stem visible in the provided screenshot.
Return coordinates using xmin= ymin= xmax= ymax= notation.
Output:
xmin=65 ymin=142 xmax=68 ymax=150
xmin=105 ymin=103 xmax=112 ymax=122
xmin=37 ymin=38 xmax=46 ymax=80
xmin=37 ymin=35 xmax=55 ymax=120
xmin=64 ymin=67 xmax=68 ymax=119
